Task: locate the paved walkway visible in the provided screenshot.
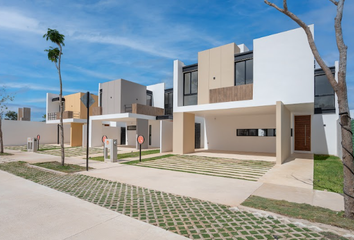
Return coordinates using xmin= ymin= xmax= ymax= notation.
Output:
xmin=1 ymin=162 xmax=349 ymax=240
xmin=0 ymin=169 xmax=187 ymax=240
xmin=1 ymin=150 xmax=344 ymax=211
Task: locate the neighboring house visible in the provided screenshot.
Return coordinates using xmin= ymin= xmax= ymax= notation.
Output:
xmin=18 ymin=107 xmax=31 ymax=121
xmin=46 ymin=92 xmax=99 ymax=147
xmin=172 ymin=25 xmax=341 ymax=164
xmin=88 ymin=79 xmax=173 ymax=152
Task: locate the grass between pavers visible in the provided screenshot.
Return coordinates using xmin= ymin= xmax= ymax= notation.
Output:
xmin=0 ymin=161 xmax=345 ymax=240
xmin=90 ymin=149 xmax=161 ymax=161
xmin=121 ymin=154 xmax=175 ymax=165
xmin=242 ymin=195 xmax=354 ymax=232
xmin=32 ymin=161 xmax=89 ymax=173
xmin=314 ymin=154 xmax=343 ymax=194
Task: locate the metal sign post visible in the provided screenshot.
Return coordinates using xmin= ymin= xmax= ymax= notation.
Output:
xmin=37 ymin=135 xmax=40 ymax=150
xmin=137 ymin=135 xmax=145 ymax=162
xmin=80 ymin=92 xmax=95 ymax=171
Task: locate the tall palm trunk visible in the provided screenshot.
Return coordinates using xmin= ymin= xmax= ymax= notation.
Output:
xmin=0 ymin=117 xmax=3 ymax=153
xmin=58 ymin=44 xmax=65 ymax=166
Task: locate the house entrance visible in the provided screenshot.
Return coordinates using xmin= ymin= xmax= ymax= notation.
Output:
xmin=120 ymin=127 xmax=126 ymax=145
xmin=295 ymin=115 xmax=311 ymax=151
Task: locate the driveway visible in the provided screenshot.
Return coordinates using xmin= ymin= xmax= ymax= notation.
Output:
xmin=0 ymin=170 xmax=187 ymax=240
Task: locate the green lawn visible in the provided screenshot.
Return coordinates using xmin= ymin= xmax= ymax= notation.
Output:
xmin=90 ymin=149 xmax=160 ymax=161
xmin=32 ymin=161 xmax=89 ymax=173
xmin=242 ymin=195 xmax=354 ymax=232
xmin=314 ymin=154 xmax=343 ymax=193
xmin=0 ymin=152 xmax=14 ymax=156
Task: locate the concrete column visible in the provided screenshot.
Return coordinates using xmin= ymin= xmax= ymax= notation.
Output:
xmin=89 ymin=120 xmax=103 ymax=147
xmin=276 ymin=101 xmax=291 ymax=165
xmin=173 ymin=112 xmax=195 ymax=154
xmin=160 ymin=120 xmax=173 ymax=153
xmin=70 ymin=123 xmax=84 ymax=147
xmin=136 ymin=119 xmax=148 ymax=149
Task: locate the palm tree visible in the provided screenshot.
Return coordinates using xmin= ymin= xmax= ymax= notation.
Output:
xmin=44 ymin=28 xmax=65 ymax=166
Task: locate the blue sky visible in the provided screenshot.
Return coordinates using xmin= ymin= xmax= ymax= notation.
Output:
xmin=0 ymin=0 xmax=353 ymax=121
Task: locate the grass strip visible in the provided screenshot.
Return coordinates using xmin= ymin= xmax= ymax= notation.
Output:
xmin=0 ymin=152 xmax=14 ymax=156
xmin=122 ymin=154 xmax=175 ymax=165
xmin=314 ymin=154 xmax=343 ymax=193
xmin=32 ymin=161 xmax=89 ymax=173
xmin=90 ymin=149 xmax=161 ymax=161
xmin=242 ymin=195 xmax=354 ymax=231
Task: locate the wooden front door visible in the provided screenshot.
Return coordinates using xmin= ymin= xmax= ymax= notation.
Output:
xmin=295 ymin=115 xmax=311 ymax=151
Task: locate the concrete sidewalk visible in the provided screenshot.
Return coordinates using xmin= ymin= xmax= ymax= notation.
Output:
xmin=1 ymin=150 xmax=344 ymax=212
xmin=0 ymin=170 xmax=188 ymax=240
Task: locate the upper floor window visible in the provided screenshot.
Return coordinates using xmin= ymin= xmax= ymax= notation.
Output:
xmin=234 ymin=51 xmax=253 ymax=86
xmin=183 ymin=71 xmax=198 ymax=106
xmin=164 ymin=88 xmax=173 ymax=115
xmin=146 ymin=90 xmax=153 ymax=106
xmin=314 ymin=68 xmax=335 ymax=114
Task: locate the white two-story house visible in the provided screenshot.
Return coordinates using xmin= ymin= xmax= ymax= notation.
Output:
xmin=172 ymin=26 xmax=341 ymax=164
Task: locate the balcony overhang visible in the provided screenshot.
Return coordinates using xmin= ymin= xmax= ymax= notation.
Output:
xmin=52 ymin=97 xmax=65 ymax=102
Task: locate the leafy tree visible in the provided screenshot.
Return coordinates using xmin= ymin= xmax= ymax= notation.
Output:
xmin=0 ymin=87 xmax=14 ymax=153
xmin=265 ymin=0 xmax=353 ymax=219
xmin=42 ymin=114 xmax=46 ymax=122
xmin=4 ymin=110 xmax=17 ymax=120
xmin=44 ymin=28 xmax=65 ymax=165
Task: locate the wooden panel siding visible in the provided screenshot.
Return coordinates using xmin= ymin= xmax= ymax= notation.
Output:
xmin=132 ymin=103 xmax=164 ymax=116
xmin=209 ymin=84 xmax=253 ymax=103
xmin=92 ymin=107 xmax=102 ymax=116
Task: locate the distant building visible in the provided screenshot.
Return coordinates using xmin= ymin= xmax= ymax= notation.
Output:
xmin=18 ymin=107 xmax=31 ymax=121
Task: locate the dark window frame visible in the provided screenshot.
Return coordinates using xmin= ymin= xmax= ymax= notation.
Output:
xmin=146 ymin=90 xmax=153 ymax=106
xmin=183 ymin=70 xmax=198 ymax=106
xmin=149 ymin=125 xmax=152 ymax=145
xmin=314 ymin=67 xmax=336 ymax=114
xmin=235 ymin=58 xmax=253 ymax=86
xmin=236 ymin=129 xmax=276 ymax=137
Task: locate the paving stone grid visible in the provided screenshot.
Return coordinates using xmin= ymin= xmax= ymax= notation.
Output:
xmin=135 ymin=156 xmax=275 ymax=181
xmin=5 ymin=145 xmax=103 ymax=157
xmin=0 ymin=162 xmax=341 ymax=240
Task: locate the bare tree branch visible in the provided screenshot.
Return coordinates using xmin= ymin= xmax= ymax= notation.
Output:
xmin=329 ymin=0 xmax=339 ymax=6
xmin=264 ymin=0 xmax=339 ymax=91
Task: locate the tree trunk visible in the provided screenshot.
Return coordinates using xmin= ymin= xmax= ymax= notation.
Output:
xmin=337 ymin=91 xmax=354 ymax=218
xmin=0 ymin=118 xmax=3 ymax=153
xmin=58 ymin=45 xmax=65 ymax=166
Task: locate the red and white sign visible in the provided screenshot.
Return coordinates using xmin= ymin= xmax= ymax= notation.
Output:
xmin=102 ymin=135 xmax=107 ymax=143
xmin=137 ymin=135 xmax=145 ymax=144
xmin=37 ymin=135 xmax=40 ymax=141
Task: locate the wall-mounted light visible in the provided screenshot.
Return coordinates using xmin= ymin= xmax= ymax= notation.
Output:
xmin=213 ymin=77 xmax=216 ymax=80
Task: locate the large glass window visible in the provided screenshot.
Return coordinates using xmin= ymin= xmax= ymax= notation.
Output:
xmin=314 ymin=71 xmax=335 ymax=114
xmin=146 ymin=91 xmax=153 ymax=106
xmin=235 ymin=59 xmax=253 ymax=86
xmin=183 ymin=71 xmax=198 ymax=106
xmin=164 ymin=89 xmax=173 ymax=115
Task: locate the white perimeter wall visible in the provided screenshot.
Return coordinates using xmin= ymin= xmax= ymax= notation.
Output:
xmin=2 ymin=120 xmax=70 ymax=145
xmin=205 ymin=114 xmax=276 ymax=153
xmin=312 ymin=114 xmax=340 ymax=156
xmin=147 ymin=83 xmax=165 ymax=109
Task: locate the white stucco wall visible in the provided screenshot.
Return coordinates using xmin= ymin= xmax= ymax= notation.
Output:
xmin=147 ymin=83 xmax=165 ymax=109
xmin=160 ymin=120 xmax=173 ymax=153
xmin=312 ymin=114 xmax=340 ymax=156
xmin=2 ymin=120 xmax=70 ymax=146
xmin=46 ymin=93 xmax=60 ymax=122
xmin=205 ymin=114 xmax=276 ymax=153
xmin=253 ymin=26 xmax=314 ymax=105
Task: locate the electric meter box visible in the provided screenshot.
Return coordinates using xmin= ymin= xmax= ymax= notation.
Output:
xmin=104 ymin=139 xmax=117 ymax=162
xmin=27 ymin=137 xmax=39 ymax=152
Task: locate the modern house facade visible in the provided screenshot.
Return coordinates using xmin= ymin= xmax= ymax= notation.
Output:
xmin=172 ymin=26 xmax=341 ymax=164
xmin=88 ymin=79 xmax=173 ymax=152
xmin=46 ymin=92 xmax=99 ymax=147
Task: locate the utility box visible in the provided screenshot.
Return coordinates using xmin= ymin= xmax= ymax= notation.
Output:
xmin=27 ymin=137 xmax=39 ymax=152
xmin=104 ymin=139 xmax=117 ymax=162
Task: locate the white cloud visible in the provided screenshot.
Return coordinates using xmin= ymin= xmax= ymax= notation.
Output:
xmin=0 ymin=9 xmax=44 ymax=34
